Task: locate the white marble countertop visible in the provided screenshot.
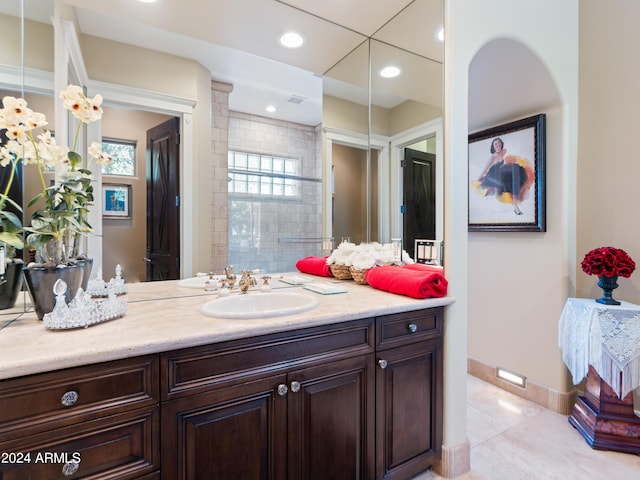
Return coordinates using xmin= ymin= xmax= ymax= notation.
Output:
xmin=0 ymin=273 xmax=455 ymax=381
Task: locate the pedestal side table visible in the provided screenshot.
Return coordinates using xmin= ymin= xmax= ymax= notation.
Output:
xmin=559 ymin=298 xmax=640 ymax=454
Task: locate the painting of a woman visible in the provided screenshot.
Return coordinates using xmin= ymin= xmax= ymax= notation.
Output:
xmin=468 ymin=113 xmax=546 ymax=232
xmin=473 ymin=137 xmax=535 ymax=216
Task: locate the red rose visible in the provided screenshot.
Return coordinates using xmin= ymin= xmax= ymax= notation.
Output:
xmin=581 ymin=246 xmax=635 ymax=278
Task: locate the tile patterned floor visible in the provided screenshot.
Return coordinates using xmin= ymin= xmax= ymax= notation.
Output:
xmin=414 ymin=375 xmax=640 ymax=479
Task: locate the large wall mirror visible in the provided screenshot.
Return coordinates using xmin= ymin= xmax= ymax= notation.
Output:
xmin=0 ymin=0 xmax=443 ymax=311
xmin=323 ymin=0 xmax=444 ymax=253
xmin=0 ymin=0 xmax=55 ymax=317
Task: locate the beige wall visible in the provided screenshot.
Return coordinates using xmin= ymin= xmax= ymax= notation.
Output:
xmin=387 ymin=100 xmax=442 ymax=137
xmin=577 ymin=0 xmax=640 ymax=302
xmin=332 ymin=144 xmax=367 ymax=244
xmin=100 ymin=106 xmax=172 ymax=283
xmin=0 ymin=15 xmax=53 ymax=73
xmin=445 ymin=0 xmax=579 ymax=462
xmin=323 ymin=95 xmax=368 ymax=135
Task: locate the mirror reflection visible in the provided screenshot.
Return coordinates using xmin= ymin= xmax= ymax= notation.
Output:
xmin=0 ymin=0 xmax=443 ymax=316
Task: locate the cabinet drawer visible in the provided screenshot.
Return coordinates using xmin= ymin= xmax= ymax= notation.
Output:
xmin=376 ymin=308 xmax=443 ymax=351
xmin=0 ymin=355 xmax=159 ymax=437
xmin=162 ymin=318 xmax=374 ymax=400
xmin=0 ymin=405 xmax=159 ymax=480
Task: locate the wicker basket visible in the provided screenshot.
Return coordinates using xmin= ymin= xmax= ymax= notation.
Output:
xmin=349 ymin=267 xmax=370 ymax=285
xmin=330 ymin=264 xmax=352 ymax=280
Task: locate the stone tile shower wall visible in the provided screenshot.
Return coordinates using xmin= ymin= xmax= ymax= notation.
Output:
xmin=210 ymin=81 xmax=232 ymax=274
xmin=227 ymin=112 xmax=322 ymax=273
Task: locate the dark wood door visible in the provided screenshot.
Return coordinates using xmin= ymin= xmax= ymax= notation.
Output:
xmin=146 ymin=117 xmax=180 ymax=281
xmin=375 ymin=339 xmax=443 ymax=480
xmin=402 ymin=148 xmax=436 ymax=258
xmin=287 ymin=354 xmax=375 ymax=480
xmin=161 ymin=374 xmax=287 ymax=480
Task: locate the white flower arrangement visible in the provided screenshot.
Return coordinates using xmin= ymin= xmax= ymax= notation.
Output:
xmin=326 ymin=241 xmax=414 ymax=270
xmin=0 ymin=85 xmax=114 ymax=265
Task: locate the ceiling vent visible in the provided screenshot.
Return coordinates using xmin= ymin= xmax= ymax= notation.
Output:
xmin=288 ymin=95 xmax=306 ymax=104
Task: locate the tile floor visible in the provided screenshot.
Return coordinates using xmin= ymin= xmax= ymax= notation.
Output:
xmin=415 ymin=375 xmax=640 ymax=479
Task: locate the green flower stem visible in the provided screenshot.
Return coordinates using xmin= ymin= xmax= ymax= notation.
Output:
xmin=70 ymin=118 xmax=84 ymax=170
xmin=2 ymin=157 xmax=17 ymax=197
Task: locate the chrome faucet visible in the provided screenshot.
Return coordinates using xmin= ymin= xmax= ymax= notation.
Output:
xmin=238 ymin=269 xmax=257 ymax=294
xmin=224 ymin=266 xmax=237 ymax=288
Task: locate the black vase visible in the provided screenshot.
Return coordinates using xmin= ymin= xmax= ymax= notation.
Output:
xmin=0 ymin=260 xmax=24 ymax=310
xmin=79 ymin=258 xmax=94 ymax=291
xmin=23 ymin=263 xmax=85 ymax=320
xmin=596 ymin=275 xmax=620 ymax=305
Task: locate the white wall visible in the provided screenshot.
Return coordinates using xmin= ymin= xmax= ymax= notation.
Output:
xmin=444 ymin=0 xmax=579 ymax=469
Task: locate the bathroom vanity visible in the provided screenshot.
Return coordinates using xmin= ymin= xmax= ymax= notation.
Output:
xmin=0 ymin=278 xmax=453 ymax=479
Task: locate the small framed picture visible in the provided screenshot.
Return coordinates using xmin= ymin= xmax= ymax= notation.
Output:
xmin=102 ymin=184 xmax=131 ymax=218
xmin=468 ymin=113 xmax=546 ymax=232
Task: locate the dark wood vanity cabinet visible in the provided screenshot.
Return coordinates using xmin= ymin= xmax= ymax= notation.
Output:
xmin=161 ymin=354 xmax=375 ymax=480
xmin=160 ymin=318 xmax=376 ymax=480
xmin=375 ymin=309 xmax=444 ymax=480
xmin=160 ymin=307 xmax=443 ymax=480
xmin=0 ymin=306 xmax=443 ymax=480
xmin=0 ymin=355 xmax=160 ymax=479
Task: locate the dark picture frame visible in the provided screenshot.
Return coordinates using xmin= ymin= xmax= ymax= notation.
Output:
xmin=102 ymin=184 xmax=131 ymax=218
xmin=468 ymin=113 xmax=546 ymax=232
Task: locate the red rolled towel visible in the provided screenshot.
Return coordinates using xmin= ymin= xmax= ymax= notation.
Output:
xmin=365 ymin=265 xmax=448 ymax=299
xmin=402 ymin=263 xmax=444 ymax=274
xmin=296 ymin=256 xmax=333 ymax=277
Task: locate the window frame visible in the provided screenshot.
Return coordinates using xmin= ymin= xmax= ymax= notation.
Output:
xmin=228 ymin=150 xmax=302 ymax=199
xmin=101 ymin=137 xmax=137 ymax=177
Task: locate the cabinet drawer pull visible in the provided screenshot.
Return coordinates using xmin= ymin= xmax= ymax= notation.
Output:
xmin=61 ymin=390 xmax=79 ymax=407
xmin=408 ymin=323 xmax=418 ymax=333
xmin=290 ymin=381 xmax=301 ymax=393
xmin=277 ymin=384 xmax=288 ymax=396
xmin=378 ymin=359 xmax=388 ymax=369
xmin=62 ymin=460 xmax=80 ymax=476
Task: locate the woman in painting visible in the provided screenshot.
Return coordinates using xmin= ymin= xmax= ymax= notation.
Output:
xmin=476 ymin=137 xmax=534 ymax=215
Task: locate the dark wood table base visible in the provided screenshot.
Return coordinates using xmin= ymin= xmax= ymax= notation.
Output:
xmin=569 ymin=366 xmax=640 ymax=455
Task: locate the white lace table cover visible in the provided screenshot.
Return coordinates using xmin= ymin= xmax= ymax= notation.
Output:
xmin=559 ymin=298 xmax=640 ymax=399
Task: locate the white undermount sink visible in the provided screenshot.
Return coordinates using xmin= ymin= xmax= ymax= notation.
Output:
xmin=177 ymin=275 xmax=220 ymax=289
xmin=200 ymin=292 xmax=319 ymax=319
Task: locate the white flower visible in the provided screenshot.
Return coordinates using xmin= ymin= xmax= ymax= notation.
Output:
xmin=0 ymin=144 xmax=12 ymax=167
xmin=60 ymin=85 xmax=103 ymax=123
xmin=0 ymin=96 xmax=29 ymax=126
xmin=88 ymin=141 xmax=113 ymax=166
xmin=352 ymin=252 xmax=376 ymax=270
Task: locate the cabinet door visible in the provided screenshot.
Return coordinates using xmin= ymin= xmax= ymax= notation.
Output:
xmin=161 ymin=374 xmax=287 ymax=480
xmin=375 ymin=339 xmax=443 ymax=480
xmin=287 ymin=354 xmax=375 ymax=480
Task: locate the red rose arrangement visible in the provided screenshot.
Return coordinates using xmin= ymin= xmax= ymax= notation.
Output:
xmin=581 ymin=246 xmax=636 ymax=278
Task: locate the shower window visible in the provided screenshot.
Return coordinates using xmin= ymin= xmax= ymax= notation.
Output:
xmin=228 ymin=151 xmax=300 ymax=198
xmin=227 ymin=150 xmax=321 ymax=273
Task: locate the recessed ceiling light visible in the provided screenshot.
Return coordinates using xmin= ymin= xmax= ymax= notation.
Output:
xmin=436 ymin=27 xmax=444 ymax=42
xmin=266 ymin=105 xmax=277 ymax=113
xmin=279 ymin=32 xmax=304 ymax=49
xmin=137 ymin=0 xmax=158 ymax=3
xmin=379 ymin=66 xmax=401 ymax=79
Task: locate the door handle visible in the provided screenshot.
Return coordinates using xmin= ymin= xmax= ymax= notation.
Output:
xmin=143 ymin=257 xmax=152 ymax=262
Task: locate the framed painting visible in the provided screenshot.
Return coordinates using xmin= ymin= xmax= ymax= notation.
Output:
xmin=468 ymin=113 xmax=546 ymax=232
xmin=102 ymin=184 xmax=131 ymax=218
